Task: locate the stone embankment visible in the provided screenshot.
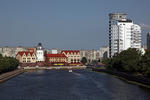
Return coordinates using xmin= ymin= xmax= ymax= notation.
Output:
xmin=92 ymin=68 xmax=150 ymax=87
xmin=23 ymin=66 xmax=87 ymax=70
xmin=0 ymin=69 xmax=24 ymax=83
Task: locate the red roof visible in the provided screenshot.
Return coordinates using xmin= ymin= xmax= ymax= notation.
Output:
xmin=45 ymin=54 xmax=67 ymax=58
xmin=61 ymin=50 xmax=80 ymax=54
xmin=17 ymin=51 xmax=34 ymax=56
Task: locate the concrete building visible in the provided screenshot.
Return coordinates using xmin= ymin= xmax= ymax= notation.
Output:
xmin=87 ymin=50 xmax=99 ymax=62
xmin=0 ymin=46 xmax=26 ymax=57
xmin=99 ymin=46 xmax=109 ymax=59
xmin=131 ymin=24 xmax=141 ymax=49
xmin=80 ymin=50 xmax=88 ymax=59
xmin=147 ymin=32 xmax=150 ymax=50
xmin=109 ymin=13 xmax=141 ymax=57
xmin=80 ymin=49 xmax=103 ymax=63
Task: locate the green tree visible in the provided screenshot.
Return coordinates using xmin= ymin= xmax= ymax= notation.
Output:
xmin=0 ymin=55 xmax=19 ymax=74
xmin=91 ymin=60 xmax=98 ymax=66
xmin=140 ymin=50 xmax=150 ymax=77
xmin=81 ymin=57 xmax=87 ymax=65
xmin=103 ymin=48 xmax=141 ymax=73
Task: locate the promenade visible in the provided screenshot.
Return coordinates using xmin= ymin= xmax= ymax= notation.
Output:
xmin=0 ymin=69 xmax=24 ymax=83
xmin=23 ymin=66 xmax=87 ymax=70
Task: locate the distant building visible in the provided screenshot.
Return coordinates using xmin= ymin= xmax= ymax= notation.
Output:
xmin=1 ymin=46 xmax=26 ymax=57
xmin=45 ymin=54 xmax=68 ymax=66
xmin=86 ymin=50 xmax=99 ymax=63
xmin=61 ymin=50 xmax=81 ymax=66
xmin=99 ymin=46 xmax=109 ymax=59
xmin=80 ymin=50 xmax=88 ymax=59
xmin=27 ymin=48 xmax=36 ymax=53
xmin=109 ymin=13 xmax=141 ymax=57
xmin=1 ymin=46 xmax=13 ymax=57
xmin=80 ymin=49 xmax=101 ymax=63
xmin=46 ymin=49 xmax=61 ymax=54
xmin=0 ymin=47 xmax=2 ymax=54
xmin=147 ymin=32 xmax=150 ymax=50
xmin=16 ymin=51 xmax=37 ymax=67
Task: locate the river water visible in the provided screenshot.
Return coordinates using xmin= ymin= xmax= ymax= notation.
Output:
xmin=0 ymin=69 xmax=150 ymax=100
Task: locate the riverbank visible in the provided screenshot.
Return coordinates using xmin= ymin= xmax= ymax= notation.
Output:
xmin=23 ymin=66 xmax=87 ymax=70
xmin=0 ymin=66 xmax=86 ymax=83
xmin=0 ymin=69 xmax=24 ymax=83
xmin=92 ymin=67 xmax=150 ymax=88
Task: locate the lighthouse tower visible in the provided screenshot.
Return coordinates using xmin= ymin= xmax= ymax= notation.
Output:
xmin=36 ymin=43 xmax=45 ymax=62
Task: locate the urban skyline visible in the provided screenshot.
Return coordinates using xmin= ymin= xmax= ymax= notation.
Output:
xmin=0 ymin=1 xmax=150 ymax=100
xmin=0 ymin=0 xmax=150 ymax=49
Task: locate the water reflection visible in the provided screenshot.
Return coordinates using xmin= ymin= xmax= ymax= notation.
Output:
xmin=0 ymin=69 xmax=150 ymax=100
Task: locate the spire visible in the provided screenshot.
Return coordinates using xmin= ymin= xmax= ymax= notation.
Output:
xmin=37 ymin=43 xmax=43 ymax=50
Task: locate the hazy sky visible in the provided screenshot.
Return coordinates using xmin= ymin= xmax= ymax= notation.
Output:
xmin=0 ymin=0 xmax=150 ymax=49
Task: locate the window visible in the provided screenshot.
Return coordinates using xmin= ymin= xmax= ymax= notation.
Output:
xmin=71 ymin=59 xmax=73 ymax=63
xmin=78 ymin=59 xmax=80 ymax=62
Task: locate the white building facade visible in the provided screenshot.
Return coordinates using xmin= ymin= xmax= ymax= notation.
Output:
xmin=99 ymin=46 xmax=109 ymax=59
xmin=36 ymin=43 xmax=45 ymax=61
xmin=109 ymin=13 xmax=141 ymax=57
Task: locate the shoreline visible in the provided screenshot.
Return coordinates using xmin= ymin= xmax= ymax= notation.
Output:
xmin=0 ymin=66 xmax=86 ymax=83
xmin=92 ymin=68 xmax=150 ymax=88
xmin=22 ymin=66 xmax=87 ymax=70
xmin=0 ymin=69 xmax=25 ymax=83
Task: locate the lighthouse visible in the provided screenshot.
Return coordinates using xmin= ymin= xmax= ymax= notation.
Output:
xmin=36 ymin=43 xmax=45 ymax=62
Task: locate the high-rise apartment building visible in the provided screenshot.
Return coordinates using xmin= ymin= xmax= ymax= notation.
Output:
xmin=109 ymin=13 xmax=141 ymax=57
xmin=147 ymin=32 xmax=150 ymax=50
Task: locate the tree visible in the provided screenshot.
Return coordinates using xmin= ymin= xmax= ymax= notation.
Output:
xmin=81 ymin=57 xmax=87 ymax=65
xmin=114 ymin=48 xmax=141 ymax=72
xmin=91 ymin=60 xmax=98 ymax=66
xmin=140 ymin=50 xmax=150 ymax=77
xmin=0 ymin=55 xmax=19 ymax=74
xmin=102 ymin=58 xmax=112 ymax=69
xmin=103 ymin=48 xmax=141 ymax=73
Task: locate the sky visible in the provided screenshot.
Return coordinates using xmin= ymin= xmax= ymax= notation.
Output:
xmin=0 ymin=0 xmax=150 ymax=49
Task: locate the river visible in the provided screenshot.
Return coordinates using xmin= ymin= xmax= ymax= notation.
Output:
xmin=0 ymin=69 xmax=150 ymax=100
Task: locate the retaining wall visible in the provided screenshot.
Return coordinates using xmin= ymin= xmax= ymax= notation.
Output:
xmin=92 ymin=68 xmax=150 ymax=86
xmin=0 ymin=69 xmax=24 ymax=83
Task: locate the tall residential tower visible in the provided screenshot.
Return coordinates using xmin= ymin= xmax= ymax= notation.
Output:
xmin=109 ymin=13 xmax=141 ymax=57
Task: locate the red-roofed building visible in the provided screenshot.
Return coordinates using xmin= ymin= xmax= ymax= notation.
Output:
xmin=61 ymin=50 xmax=81 ymax=66
xmin=45 ymin=53 xmax=68 ymax=66
xmin=16 ymin=51 xmax=37 ymax=67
